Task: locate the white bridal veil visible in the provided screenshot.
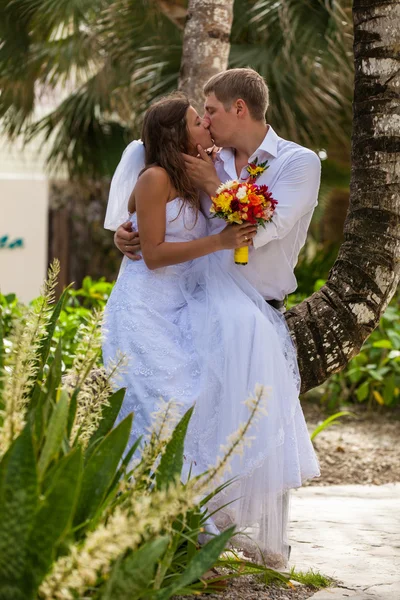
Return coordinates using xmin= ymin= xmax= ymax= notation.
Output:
xmin=104 ymin=140 xmax=145 ymax=231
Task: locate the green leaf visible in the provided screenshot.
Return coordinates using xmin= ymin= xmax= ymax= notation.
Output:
xmin=30 ymin=286 xmax=70 ymax=408
xmin=74 ymin=414 xmax=132 ymax=531
xmin=154 ymin=527 xmax=235 ymax=600
xmin=67 ymin=388 xmax=79 ymax=440
xmin=387 ymin=330 xmax=400 ymax=350
xmin=33 ymin=342 xmax=63 ymax=443
xmin=154 ymin=528 xmax=185 ymax=590
xmin=38 ymin=389 xmax=69 ymax=478
xmin=186 ymin=509 xmax=203 ymax=562
xmin=107 ymin=435 xmax=142 ymax=497
xmin=156 ymin=406 xmax=193 ymax=490
xmin=102 ymin=536 xmax=170 ymax=600
xmin=85 ymin=387 xmax=126 ymax=462
xmin=348 ymin=368 xmax=362 ymax=384
xmin=310 ymin=411 xmax=353 ymax=441
xmin=28 ymin=448 xmax=83 ymax=589
xmin=356 ymin=380 xmax=370 ymax=403
xmin=372 ymin=339 xmax=392 ymax=349
xmin=0 ymin=425 xmax=38 ymax=598
xmin=368 ymin=370 xmax=384 ymax=382
xmin=383 ymin=375 xmax=396 ymax=405
xmin=313 ymin=279 xmax=326 ymax=292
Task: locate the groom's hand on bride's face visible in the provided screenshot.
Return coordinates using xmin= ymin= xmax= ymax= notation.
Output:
xmin=183 ymin=145 xmax=221 ymax=196
xmin=114 ymin=221 xmax=142 ymax=261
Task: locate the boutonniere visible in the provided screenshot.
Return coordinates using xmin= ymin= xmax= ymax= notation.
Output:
xmin=245 ymin=157 xmax=269 ymax=182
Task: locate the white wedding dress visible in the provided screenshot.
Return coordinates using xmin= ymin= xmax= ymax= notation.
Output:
xmin=102 ymin=197 xmax=320 ymax=566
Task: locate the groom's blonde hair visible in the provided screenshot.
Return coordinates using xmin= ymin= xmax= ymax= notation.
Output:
xmin=203 ymin=68 xmax=269 ymax=122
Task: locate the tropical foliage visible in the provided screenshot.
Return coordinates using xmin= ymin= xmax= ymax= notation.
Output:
xmin=0 ymin=0 xmax=352 ymax=177
xmin=322 ymin=302 xmax=400 ymax=410
xmin=2 ymin=268 xmax=400 ymax=409
xmin=1 ymin=276 xmax=113 ymax=369
xmin=0 ymin=261 xmax=286 ymax=599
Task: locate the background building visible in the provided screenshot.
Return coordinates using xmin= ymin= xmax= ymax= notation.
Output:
xmin=0 ymin=134 xmax=50 ymax=302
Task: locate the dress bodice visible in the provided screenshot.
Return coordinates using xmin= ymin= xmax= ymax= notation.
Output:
xmin=130 ymin=198 xmax=208 ymax=244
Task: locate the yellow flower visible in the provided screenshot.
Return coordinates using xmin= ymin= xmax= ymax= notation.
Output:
xmin=227 ymin=211 xmax=243 ymax=224
xmin=214 ymin=192 xmax=233 ymax=213
xmin=247 ymin=166 xmax=265 ymax=177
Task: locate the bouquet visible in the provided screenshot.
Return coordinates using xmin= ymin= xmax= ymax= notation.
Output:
xmin=210 ymin=180 xmax=278 ymax=265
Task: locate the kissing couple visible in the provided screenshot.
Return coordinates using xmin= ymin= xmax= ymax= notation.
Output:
xmin=103 ymin=67 xmax=321 ymax=566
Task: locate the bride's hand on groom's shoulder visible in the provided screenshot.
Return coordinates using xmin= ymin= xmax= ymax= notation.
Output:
xmin=114 ymin=221 xmax=142 ymax=260
xmin=183 ymin=146 xmax=221 ymax=196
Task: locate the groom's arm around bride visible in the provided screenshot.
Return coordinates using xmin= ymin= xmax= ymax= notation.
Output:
xmin=111 ymin=68 xmax=321 ymax=307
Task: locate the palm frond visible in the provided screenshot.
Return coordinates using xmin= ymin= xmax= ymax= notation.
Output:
xmin=0 ymin=0 xmax=353 ymax=176
xmin=26 ymin=68 xmax=128 ymax=177
xmin=230 ymin=0 xmax=353 ymax=151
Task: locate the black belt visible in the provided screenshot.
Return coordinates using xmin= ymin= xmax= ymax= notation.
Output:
xmin=266 ymin=298 xmax=285 ymax=310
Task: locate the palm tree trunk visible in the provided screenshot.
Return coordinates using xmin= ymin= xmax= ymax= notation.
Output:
xmin=287 ymin=0 xmax=400 ymax=393
xmin=179 ymin=0 xmax=234 ymax=108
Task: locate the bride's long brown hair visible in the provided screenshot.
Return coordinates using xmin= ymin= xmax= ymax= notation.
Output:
xmin=141 ymin=93 xmax=200 ymax=211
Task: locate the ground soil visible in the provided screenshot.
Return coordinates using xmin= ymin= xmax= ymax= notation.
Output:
xmin=175 ymin=575 xmax=317 ymax=600
xmin=302 ymin=401 xmax=400 ymax=487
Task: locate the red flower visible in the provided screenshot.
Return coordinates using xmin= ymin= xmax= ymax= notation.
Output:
xmin=246 ymin=205 xmax=257 ymax=224
xmin=258 ymin=184 xmax=274 ymax=200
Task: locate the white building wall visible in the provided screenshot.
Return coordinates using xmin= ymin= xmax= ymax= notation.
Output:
xmin=0 ymin=137 xmax=50 ymax=302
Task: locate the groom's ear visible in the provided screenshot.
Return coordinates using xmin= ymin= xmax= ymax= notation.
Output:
xmin=235 ymin=99 xmax=246 ymax=118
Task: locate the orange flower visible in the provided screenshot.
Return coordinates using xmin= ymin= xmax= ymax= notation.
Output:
xmin=248 ymin=193 xmax=262 ymax=206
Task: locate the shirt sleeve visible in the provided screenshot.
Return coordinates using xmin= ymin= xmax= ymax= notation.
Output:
xmin=253 ymin=150 xmax=321 ymax=250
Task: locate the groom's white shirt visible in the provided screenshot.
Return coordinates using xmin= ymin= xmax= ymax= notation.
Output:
xmin=202 ymin=126 xmax=321 ymax=301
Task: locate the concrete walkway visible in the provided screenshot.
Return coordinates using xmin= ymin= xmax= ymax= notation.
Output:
xmin=289 ymin=484 xmax=400 ymax=600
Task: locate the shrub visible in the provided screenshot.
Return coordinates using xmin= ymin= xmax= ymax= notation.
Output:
xmin=3 ymin=273 xmax=400 ymax=409
xmin=1 ymin=276 xmax=114 ymax=371
xmin=322 ymin=301 xmax=400 ymax=409
xmin=0 ymin=262 xmax=273 ymax=600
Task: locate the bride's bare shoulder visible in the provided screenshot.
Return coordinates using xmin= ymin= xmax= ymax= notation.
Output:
xmin=137 ymin=165 xmax=170 ymax=187
xmin=133 ymin=166 xmax=172 ymax=209
xmin=129 ymin=166 xmax=175 ymax=212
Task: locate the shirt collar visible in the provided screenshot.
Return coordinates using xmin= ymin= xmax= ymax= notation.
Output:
xmin=216 ymin=125 xmax=279 ymax=165
xmin=250 ymin=125 xmax=279 ymax=160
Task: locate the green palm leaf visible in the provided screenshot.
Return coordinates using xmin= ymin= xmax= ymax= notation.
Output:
xmin=0 ymin=0 xmax=352 ymax=175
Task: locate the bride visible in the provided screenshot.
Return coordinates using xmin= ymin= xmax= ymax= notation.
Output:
xmin=102 ymin=92 xmax=319 ymax=566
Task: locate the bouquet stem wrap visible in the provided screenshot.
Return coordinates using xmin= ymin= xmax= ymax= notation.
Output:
xmin=234 ymin=247 xmax=249 ymax=265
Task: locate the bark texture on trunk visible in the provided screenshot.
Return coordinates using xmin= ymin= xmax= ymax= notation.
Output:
xmin=179 ymin=0 xmax=234 ymax=109
xmin=286 ymin=0 xmax=400 ymax=393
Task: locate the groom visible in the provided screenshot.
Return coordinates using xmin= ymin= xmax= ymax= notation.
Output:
xmin=112 ymin=68 xmax=321 ymax=313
